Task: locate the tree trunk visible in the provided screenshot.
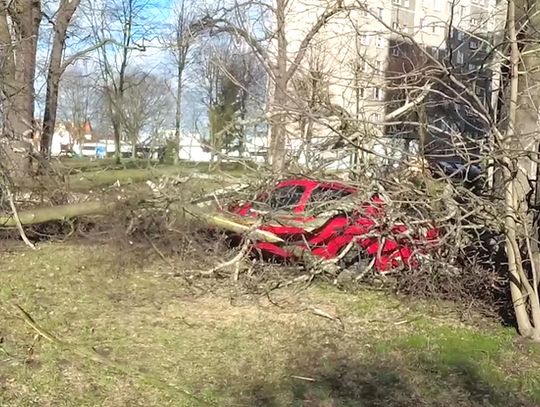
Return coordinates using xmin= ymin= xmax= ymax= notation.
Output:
xmin=172 ymin=0 xmax=190 ymax=165
xmin=41 ymin=0 xmax=81 ymax=158
xmin=112 ymin=117 xmax=122 ymax=164
xmin=0 ymin=199 xmax=285 ymax=245
xmin=4 ymin=1 xmax=41 ymax=138
xmin=174 ymin=64 xmax=183 ymax=165
xmin=504 ymin=0 xmax=540 ymax=340
xmin=268 ymin=0 xmax=288 ymax=173
xmin=0 ymin=200 xmax=122 ymax=227
xmin=0 ymin=1 xmax=42 ymax=180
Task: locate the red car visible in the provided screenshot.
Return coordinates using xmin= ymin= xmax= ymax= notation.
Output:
xmin=228 ymin=178 xmax=439 ymax=273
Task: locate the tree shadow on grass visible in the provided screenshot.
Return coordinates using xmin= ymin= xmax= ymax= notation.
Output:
xmin=233 ymin=349 xmax=535 ymax=407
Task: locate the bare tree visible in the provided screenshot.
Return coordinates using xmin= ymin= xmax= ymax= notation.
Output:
xmin=291 ymin=46 xmax=332 ymax=167
xmin=40 ymin=0 xmax=81 ymax=157
xmin=494 ymin=0 xmax=540 ymax=340
xmin=90 ymin=0 xmax=148 ymax=163
xmin=191 ymin=0 xmax=353 ymax=172
xmin=168 ymin=0 xmax=196 ymax=164
xmin=195 ymin=35 xmax=262 ymax=167
xmin=57 ymin=67 xmax=105 ymax=144
xmin=120 ymin=71 xmax=173 ymax=158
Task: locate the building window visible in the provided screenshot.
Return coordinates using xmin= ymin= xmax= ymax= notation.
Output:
xmin=357 ymin=60 xmax=368 ymax=72
xmin=377 ymin=7 xmax=384 ymax=18
xmin=456 ymin=50 xmax=464 ymax=64
xmin=460 ymin=5 xmax=466 ymax=17
xmin=476 ymin=87 xmax=485 ymax=101
xmin=373 ymin=87 xmax=384 ymax=100
xmin=437 ymin=48 xmax=445 ymax=59
xmin=376 ymin=36 xmax=385 ymax=48
xmin=471 ymin=17 xmax=479 ymax=26
xmin=457 ymin=31 xmax=464 ymax=41
xmin=359 ymin=33 xmax=370 ymax=45
xmin=431 ymin=23 xmax=437 ymax=34
xmin=393 ymin=0 xmax=401 ymax=4
xmin=392 ymin=21 xmax=400 ymax=31
xmin=419 ymin=18 xmax=424 ymax=28
xmin=359 ymin=88 xmax=365 ymax=98
xmin=469 ymin=40 xmax=479 ymax=49
xmin=468 ymin=63 xmax=476 ymax=71
xmin=370 ymin=112 xmax=382 ymax=122
xmin=375 ymin=60 xmax=382 ymax=72
xmin=392 ymin=47 xmax=400 ymax=56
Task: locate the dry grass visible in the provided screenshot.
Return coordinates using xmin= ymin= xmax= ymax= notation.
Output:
xmin=1 ymin=240 xmax=540 ymax=406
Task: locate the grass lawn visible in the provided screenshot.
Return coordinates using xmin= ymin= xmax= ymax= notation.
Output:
xmin=66 ymin=165 xmax=191 ymax=191
xmin=65 ymin=167 xmax=241 ymax=193
xmin=62 ymin=163 xmax=247 ymax=192
xmin=1 ymin=242 xmax=540 ymax=406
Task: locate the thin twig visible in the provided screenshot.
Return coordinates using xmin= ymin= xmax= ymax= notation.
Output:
xmin=308 ymin=306 xmax=345 ymax=330
xmin=291 ymin=375 xmax=316 ymax=382
xmin=199 ymin=238 xmax=252 ymax=275
xmin=6 ymin=186 xmax=35 ymax=250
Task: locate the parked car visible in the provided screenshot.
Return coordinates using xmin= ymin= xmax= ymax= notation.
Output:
xmin=227 ymin=178 xmax=440 ymax=273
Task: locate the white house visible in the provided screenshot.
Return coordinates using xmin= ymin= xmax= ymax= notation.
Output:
xmin=179 ymin=133 xmax=212 ymax=162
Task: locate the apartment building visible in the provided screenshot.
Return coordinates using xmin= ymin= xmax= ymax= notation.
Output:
xmin=275 ymin=0 xmax=506 ymax=164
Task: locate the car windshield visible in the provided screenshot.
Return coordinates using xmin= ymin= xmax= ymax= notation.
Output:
xmin=305 ymin=186 xmax=352 ymax=211
xmin=253 ymin=185 xmax=305 ymax=211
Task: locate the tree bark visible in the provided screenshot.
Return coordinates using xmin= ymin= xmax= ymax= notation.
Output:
xmin=173 ymin=0 xmax=190 ymax=165
xmin=0 ymin=199 xmax=285 ymax=245
xmin=0 ymin=200 xmax=119 ymax=227
xmin=504 ymin=0 xmax=540 ymax=340
xmin=0 ymin=1 xmax=41 ymax=179
xmin=3 ymin=1 xmax=41 ymax=138
xmin=112 ymin=116 xmax=122 ymax=164
xmin=174 ymin=63 xmax=184 ymax=165
xmin=268 ymin=0 xmax=288 ymax=173
xmin=41 ymin=0 xmax=81 ymax=158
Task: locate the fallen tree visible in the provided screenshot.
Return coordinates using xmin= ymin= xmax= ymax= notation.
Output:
xmin=0 ymin=200 xmax=120 ymax=227
xmin=0 ymin=189 xmax=285 ymax=243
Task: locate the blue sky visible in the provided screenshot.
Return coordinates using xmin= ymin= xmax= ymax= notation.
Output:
xmin=146 ymin=0 xmax=176 ymax=22
xmin=35 ymin=0 xmax=219 ymax=133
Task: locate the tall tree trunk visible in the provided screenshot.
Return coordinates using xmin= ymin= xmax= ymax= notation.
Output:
xmin=112 ymin=116 xmax=122 ymax=164
xmin=7 ymin=1 xmax=41 ymax=138
xmin=269 ymin=0 xmax=288 ymax=173
xmin=111 ymin=0 xmax=134 ymax=165
xmin=173 ymin=0 xmax=189 ymax=165
xmin=504 ymin=0 xmax=540 ymax=340
xmin=0 ymin=1 xmax=41 ymax=180
xmin=41 ymin=0 xmax=81 ymax=158
xmin=174 ymin=64 xmax=183 ymax=165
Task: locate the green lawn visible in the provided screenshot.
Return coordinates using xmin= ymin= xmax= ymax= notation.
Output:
xmin=1 ymin=242 xmax=539 ymax=406
xmin=66 ymin=165 xmax=190 ymax=191
xmin=62 ymin=165 xmax=243 ymax=192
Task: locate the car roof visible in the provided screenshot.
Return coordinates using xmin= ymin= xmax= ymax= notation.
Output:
xmin=275 ymin=178 xmax=357 ymax=191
